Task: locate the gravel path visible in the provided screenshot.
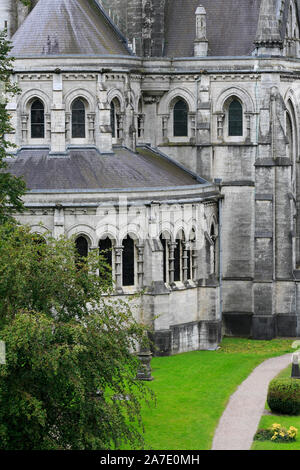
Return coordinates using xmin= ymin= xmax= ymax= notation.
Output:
xmin=211 ymin=353 xmax=292 ymax=450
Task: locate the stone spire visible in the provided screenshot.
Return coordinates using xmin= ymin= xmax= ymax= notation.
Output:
xmin=194 ymin=5 xmax=208 ymax=57
xmin=254 ymin=0 xmax=284 ymax=55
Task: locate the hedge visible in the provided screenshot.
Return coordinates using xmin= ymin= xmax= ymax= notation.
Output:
xmin=267 ymin=378 xmax=300 ymax=415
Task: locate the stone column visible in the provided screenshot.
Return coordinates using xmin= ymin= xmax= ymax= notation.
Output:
xmin=114 ymin=245 xmax=124 ymax=293
xmin=97 ymin=73 xmax=112 ymax=153
xmin=50 ymin=73 xmax=66 ymax=154
xmin=137 ymin=243 xmax=144 ymax=289
xmin=87 ymin=112 xmax=96 ymax=144
xmin=182 ymin=242 xmax=189 ymax=283
xmin=162 ymin=114 xmax=169 ymax=143
xmin=169 ymin=242 xmax=176 ymax=284
xmin=216 ymin=112 xmax=225 ymax=140
xmin=65 ymin=112 xmax=71 ymax=143
xmin=21 ymin=114 xmax=29 ymax=144
xmin=53 ymin=205 xmax=65 ymax=239
xmin=192 ymin=246 xmax=198 ymax=281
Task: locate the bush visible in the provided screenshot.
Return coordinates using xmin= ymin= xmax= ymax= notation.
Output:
xmin=254 ymin=423 xmax=298 ymax=442
xmin=267 ymin=378 xmax=300 ymax=415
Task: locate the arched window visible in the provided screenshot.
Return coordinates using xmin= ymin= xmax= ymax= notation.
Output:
xmin=287 ymin=111 xmax=294 ymax=161
xmin=174 ymin=99 xmax=188 ymax=137
xmin=160 ymin=234 xmax=169 ymax=283
xmin=33 ymin=234 xmax=46 ymax=262
xmin=99 ymin=237 xmax=112 ymax=268
xmin=228 ymin=98 xmax=243 ymax=136
xmin=174 ymin=238 xmax=182 ymax=282
xmin=110 ymin=101 xmax=116 ymax=138
xmin=110 ymin=98 xmax=121 ymax=139
xmin=122 ymin=236 xmax=135 ymax=287
xmin=72 ymin=98 xmax=86 ymax=138
xmin=31 ymin=99 xmax=45 ymax=139
xmin=75 ymin=236 xmax=88 ymax=267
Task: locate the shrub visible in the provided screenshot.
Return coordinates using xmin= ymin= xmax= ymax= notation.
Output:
xmin=267 ymin=378 xmax=300 ymax=415
xmin=254 ymin=423 xmax=298 ymax=442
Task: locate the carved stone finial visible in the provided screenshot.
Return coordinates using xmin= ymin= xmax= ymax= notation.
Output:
xmin=194 ymin=5 xmax=208 ymax=57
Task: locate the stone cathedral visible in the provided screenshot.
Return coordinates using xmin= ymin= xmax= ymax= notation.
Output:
xmin=2 ymin=0 xmax=300 ymax=355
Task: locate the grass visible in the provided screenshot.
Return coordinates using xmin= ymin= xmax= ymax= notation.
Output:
xmin=138 ymin=337 xmax=294 ymax=450
xmin=252 ymin=364 xmax=300 ymax=450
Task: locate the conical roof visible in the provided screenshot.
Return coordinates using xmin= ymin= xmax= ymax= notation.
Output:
xmin=11 ymin=0 xmax=131 ymax=57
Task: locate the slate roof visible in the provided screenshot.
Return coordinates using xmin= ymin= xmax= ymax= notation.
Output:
xmin=164 ymin=0 xmax=262 ymax=57
xmin=11 ymin=0 xmax=130 ymax=57
xmin=5 ymin=147 xmax=203 ymax=191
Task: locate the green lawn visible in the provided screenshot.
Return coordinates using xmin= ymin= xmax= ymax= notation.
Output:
xmin=138 ymin=337 xmax=294 ymax=450
xmin=252 ymin=364 xmax=300 ymax=450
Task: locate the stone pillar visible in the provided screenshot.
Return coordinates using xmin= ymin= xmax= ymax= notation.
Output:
xmin=65 ymin=112 xmax=71 ymax=143
xmin=194 ymin=5 xmax=208 ymax=57
xmin=169 ymin=242 xmax=176 ymax=284
xmin=50 ymin=73 xmax=66 ymax=154
xmin=137 ymin=243 xmax=144 ymax=289
xmin=137 ymin=349 xmax=154 ymax=381
xmin=53 ymin=205 xmax=65 ymax=239
xmin=115 ymin=245 xmax=124 ymax=293
xmin=182 ymin=242 xmax=189 ymax=283
xmin=97 ymin=73 xmax=113 ymax=153
xmin=162 ymin=114 xmax=169 ymax=143
xmin=87 ymin=112 xmax=96 ymax=144
xmin=192 ymin=246 xmax=198 ymax=281
xmin=216 ymin=113 xmax=225 ymax=140
xmin=21 ymin=113 xmax=29 ymax=144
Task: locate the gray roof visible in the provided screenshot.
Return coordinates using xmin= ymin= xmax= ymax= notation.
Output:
xmin=164 ymin=0 xmax=262 ymax=57
xmin=5 ymin=146 xmax=203 ymax=191
xmin=163 ymin=0 xmax=300 ymax=58
xmin=11 ymin=0 xmax=130 ymax=57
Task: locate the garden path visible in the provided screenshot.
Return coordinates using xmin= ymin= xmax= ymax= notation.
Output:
xmin=211 ymin=353 xmax=292 ymax=450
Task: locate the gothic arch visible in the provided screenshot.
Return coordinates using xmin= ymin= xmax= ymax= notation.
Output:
xmin=30 ymin=224 xmax=51 ymax=236
xmin=66 ymin=224 xmax=96 ymax=246
xmin=214 ymin=86 xmax=255 ymax=114
xmin=96 ymin=226 xmax=118 ymax=245
xmin=158 ymin=87 xmax=196 ymax=115
xmin=119 ymin=224 xmax=142 ymax=245
xmin=19 ymin=88 xmax=50 ymax=114
xmin=107 ymin=88 xmax=125 ymax=112
xmin=64 ymin=88 xmax=95 ymax=113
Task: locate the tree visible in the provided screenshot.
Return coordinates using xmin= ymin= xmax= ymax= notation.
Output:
xmin=0 ymin=25 xmax=26 ymax=224
xmin=0 ymin=223 xmax=152 ymax=450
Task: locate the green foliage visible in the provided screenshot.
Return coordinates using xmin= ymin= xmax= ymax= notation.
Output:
xmin=0 ymin=27 xmax=26 ymax=223
xmin=0 ymin=223 xmax=152 ymax=450
xmin=267 ymin=378 xmax=300 ymax=415
xmin=254 ymin=423 xmax=298 ymax=442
